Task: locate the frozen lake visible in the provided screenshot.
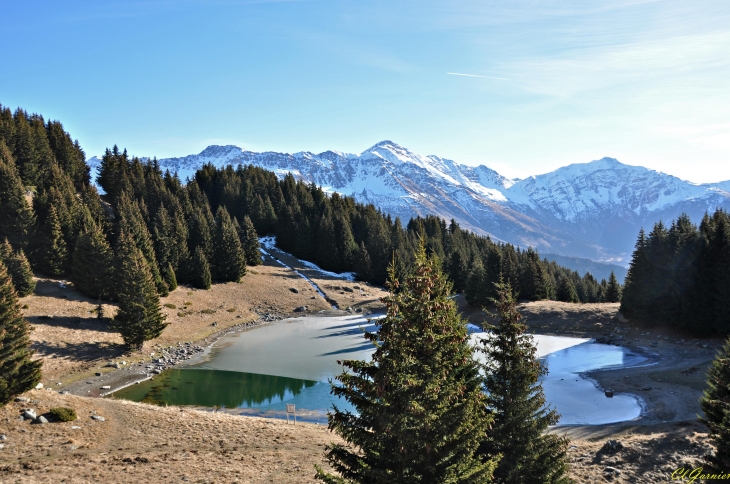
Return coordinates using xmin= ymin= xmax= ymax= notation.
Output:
xmin=114 ymin=315 xmax=645 ymax=425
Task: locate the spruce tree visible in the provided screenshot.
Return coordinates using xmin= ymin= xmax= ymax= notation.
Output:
xmin=37 ymin=205 xmax=69 ymax=276
xmin=354 ymin=241 xmax=372 ymax=282
xmin=191 ymin=246 xmax=212 ymax=290
xmin=70 ymin=223 xmax=115 ymax=300
xmin=700 ymin=337 xmax=730 ymax=472
xmin=111 ymin=231 xmax=167 ymax=350
xmin=212 ymin=206 xmax=246 ymax=282
xmin=0 ymin=239 xmax=35 ymax=297
xmin=0 ymin=143 xmax=34 ymax=250
xmin=477 ymin=282 xmax=571 ymax=483
xmin=163 ymin=262 xmax=178 ymax=292
xmin=116 ymin=193 xmax=167 ymax=296
xmin=0 ymin=258 xmax=42 ymax=405
xmin=556 ymin=277 xmax=579 ymax=303
xmin=605 ymin=271 xmax=622 ymax=303
xmin=316 ymin=245 xmax=499 ymax=484
xmin=240 ymin=215 xmax=262 ymax=265
xmin=620 ymin=229 xmax=649 ymax=319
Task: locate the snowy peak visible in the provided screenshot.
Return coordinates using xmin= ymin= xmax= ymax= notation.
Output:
xmin=507 ymin=156 xmax=720 ymax=221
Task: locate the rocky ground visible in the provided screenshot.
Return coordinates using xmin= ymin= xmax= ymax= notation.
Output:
xmin=1 ymin=259 xmax=723 ymax=482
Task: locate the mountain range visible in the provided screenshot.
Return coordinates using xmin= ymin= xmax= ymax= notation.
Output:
xmin=87 ymin=141 xmax=730 ymax=267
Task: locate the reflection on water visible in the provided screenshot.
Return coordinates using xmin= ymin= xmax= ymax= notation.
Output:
xmin=112 ymin=316 xmax=646 ymax=425
xmin=113 ymin=369 xmax=318 ymax=408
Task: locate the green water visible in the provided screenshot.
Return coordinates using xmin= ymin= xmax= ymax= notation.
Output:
xmin=114 ymin=368 xmax=318 ymax=408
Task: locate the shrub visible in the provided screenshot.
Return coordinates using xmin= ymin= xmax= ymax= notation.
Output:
xmin=49 ymin=407 xmax=77 ymax=422
xmin=226 ymin=308 xmax=236 ymax=312
xmin=163 ymin=303 xmax=177 ymax=309
xmin=200 ymin=309 xmax=215 ymax=314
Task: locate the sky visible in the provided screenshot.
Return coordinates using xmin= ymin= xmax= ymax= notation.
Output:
xmin=1 ymin=0 xmax=729 ymax=183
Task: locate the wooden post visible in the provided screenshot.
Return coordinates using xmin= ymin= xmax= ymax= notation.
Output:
xmin=286 ymin=404 xmax=296 ymax=424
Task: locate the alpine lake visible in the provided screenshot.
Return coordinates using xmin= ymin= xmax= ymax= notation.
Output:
xmin=112 ymin=315 xmax=647 ymax=425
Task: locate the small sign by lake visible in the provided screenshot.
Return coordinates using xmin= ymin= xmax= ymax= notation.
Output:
xmin=113 ymin=315 xmax=645 ymax=425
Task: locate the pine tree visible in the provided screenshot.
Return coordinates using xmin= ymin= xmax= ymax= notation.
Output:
xmin=0 ymin=239 xmax=35 ymax=297
xmin=70 ymin=223 xmax=115 ymax=300
xmin=477 ymin=282 xmax=571 ymax=483
xmin=700 ymin=338 xmax=730 ymax=472
xmin=212 ymin=206 xmax=246 ymax=282
xmin=239 ymin=215 xmax=262 ymax=266
xmin=0 ymin=143 xmax=34 ymax=250
xmin=620 ymin=229 xmax=649 ymax=319
xmin=191 ymin=246 xmax=212 ymax=290
xmin=605 ymin=271 xmax=622 ymax=303
xmin=37 ymin=205 xmax=69 ymax=276
xmin=111 ymin=231 xmax=167 ymax=350
xmin=162 ymin=262 xmax=178 ymax=292
xmin=316 ymin=245 xmax=499 ymax=484
xmin=354 ymin=241 xmax=372 ymax=282
xmin=0 ymin=258 xmax=42 ymax=405
xmin=556 ymin=277 xmax=579 ymax=303
xmin=116 ymin=193 xmax=167 ymax=296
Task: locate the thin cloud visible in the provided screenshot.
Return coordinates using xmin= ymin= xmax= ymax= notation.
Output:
xmin=447 ymin=72 xmax=508 ymax=80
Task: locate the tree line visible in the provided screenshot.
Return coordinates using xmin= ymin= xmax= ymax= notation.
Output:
xmin=620 ymin=210 xmax=730 ymax=335
xmin=191 ymin=163 xmax=621 ymax=305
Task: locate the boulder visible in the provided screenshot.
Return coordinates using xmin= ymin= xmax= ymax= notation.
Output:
xmin=34 ymin=383 xmax=43 ymax=390
xmin=293 ymin=306 xmax=307 ymax=312
xmin=36 ymin=416 xmax=49 ymax=424
xmin=23 ymin=409 xmax=37 ymax=420
xmin=91 ymin=415 xmax=105 ymax=422
xmin=604 ymin=390 xmax=614 ymax=398
xmin=289 ymin=288 xmax=299 ymax=293
xmin=615 ymin=313 xmax=629 ymax=324
xmin=15 ymin=397 xmax=30 ymax=403
xmin=601 ymin=440 xmax=624 ymax=453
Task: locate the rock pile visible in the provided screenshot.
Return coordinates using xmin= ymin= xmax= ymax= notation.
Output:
xmin=143 ymin=342 xmax=205 ymax=375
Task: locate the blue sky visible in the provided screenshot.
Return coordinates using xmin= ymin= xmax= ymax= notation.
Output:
xmin=1 ymin=0 xmax=729 ymax=182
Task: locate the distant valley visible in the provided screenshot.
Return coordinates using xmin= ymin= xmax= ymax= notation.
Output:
xmin=88 ymin=141 xmax=730 ymax=270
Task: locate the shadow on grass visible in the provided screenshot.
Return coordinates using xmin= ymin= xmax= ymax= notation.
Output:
xmin=26 ymin=315 xmax=118 ymax=334
xmin=31 ymin=339 xmax=126 ymax=362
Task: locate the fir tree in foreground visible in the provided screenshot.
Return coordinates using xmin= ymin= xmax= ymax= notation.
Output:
xmin=111 ymin=231 xmax=167 ymax=350
xmin=316 ymin=246 xmax=499 ymax=484
xmin=700 ymin=338 xmax=730 ymax=471
xmin=0 ymin=259 xmax=42 ymax=405
xmin=477 ymin=282 xmax=571 ymax=484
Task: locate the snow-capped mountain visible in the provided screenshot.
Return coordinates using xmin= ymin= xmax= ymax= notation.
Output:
xmin=87 ymin=142 xmax=730 ymax=265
